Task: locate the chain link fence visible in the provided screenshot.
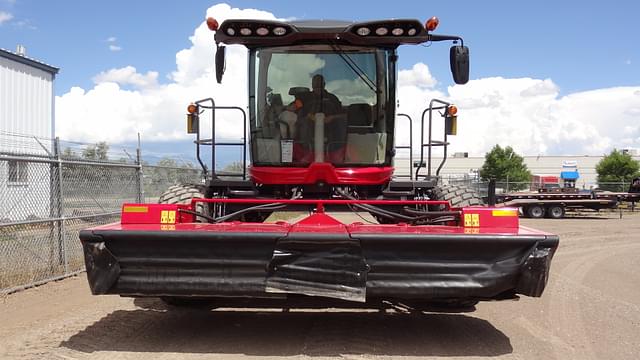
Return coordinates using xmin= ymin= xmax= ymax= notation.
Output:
xmin=1 ymin=133 xmax=203 ymax=293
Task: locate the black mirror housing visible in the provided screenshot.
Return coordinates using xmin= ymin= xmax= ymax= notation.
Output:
xmin=215 ymin=45 xmax=226 ymax=84
xmin=450 ymin=45 xmax=469 ymax=85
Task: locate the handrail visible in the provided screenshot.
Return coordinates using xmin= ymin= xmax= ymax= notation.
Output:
xmin=194 ymin=99 xmax=248 ymax=180
xmin=395 ymin=113 xmax=413 ymax=180
xmin=416 ymin=99 xmax=450 ymax=180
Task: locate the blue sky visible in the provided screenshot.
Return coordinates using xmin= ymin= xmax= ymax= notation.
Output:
xmin=2 ymin=1 xmax=640 ymax=158
xmin=2 ymin=0 xmax=638 ymax=96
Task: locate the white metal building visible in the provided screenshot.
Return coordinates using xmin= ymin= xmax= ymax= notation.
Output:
xmin=0 ymin=46 xmax=59 ymax=221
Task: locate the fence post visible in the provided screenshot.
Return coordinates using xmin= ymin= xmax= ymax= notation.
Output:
xmin=53 ymin=138 xmax=67 ymax=272
xmin=136 ymin=134 xmax=144 ymax=203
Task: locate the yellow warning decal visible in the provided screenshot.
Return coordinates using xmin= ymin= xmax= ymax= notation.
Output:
xmin=160 ymin=210 xmax=177 ymax=224
xmin=463 ymin=213 xmax=480 ymax=227
xmin=160 ymin=225 xmax=176 ymax=231
xmin=123 ymin=205 xmax=149 ymax=213
xmin=492 ymin=209 xmax=519 ymax=217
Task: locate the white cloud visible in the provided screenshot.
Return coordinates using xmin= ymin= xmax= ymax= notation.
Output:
xmin=108 ymin=44 xmax=122 ymax=52
xmin=107 ymin=36 xmax=117 ymax=42
xmin=625 ymin=59 xmax=632 ymax=65
xmin=56 ymin=3 xmax=640 ymax=157
xmin=57 ymin=4 xmax=276 ymax=144
xmin=398 ymin=63 xmax=437 ymax=89
xmin=0 ymin=11 xmax=13 ymax=24
xmin=93 ymin=66 xmax=158 ymax=88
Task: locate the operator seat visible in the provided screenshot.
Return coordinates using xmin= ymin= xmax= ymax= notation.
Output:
xmin=347 ymin=103 xmax=372 ymax=128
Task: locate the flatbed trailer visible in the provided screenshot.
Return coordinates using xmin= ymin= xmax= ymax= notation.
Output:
xmin=494 ymin=191 xmax=639 ymax=219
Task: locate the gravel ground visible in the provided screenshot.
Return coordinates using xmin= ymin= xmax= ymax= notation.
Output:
xmin=1 ymin=212 xmax=639 ymax=359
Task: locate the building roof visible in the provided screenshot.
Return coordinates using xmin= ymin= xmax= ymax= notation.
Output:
xmin=0 ymin=47 xmax=59 ymax=76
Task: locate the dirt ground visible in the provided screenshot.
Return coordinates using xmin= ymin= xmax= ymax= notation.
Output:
xmin=1 ymin=212 xmax=640 ymax=359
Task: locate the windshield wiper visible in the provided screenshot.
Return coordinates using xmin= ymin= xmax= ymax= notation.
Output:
xmin=330 ymin=43 xmax=379 ymax=94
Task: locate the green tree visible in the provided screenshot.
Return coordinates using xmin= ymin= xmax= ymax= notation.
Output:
xmin=596 ymin=149 xmax=640 ymax=191
xmin=156 ymin=157 xmax=178 ymax=168
xmin=82 ymin=142 xmax=109 ymax=160
xmin=480 ymin=145 xmax=532 ymax=190
xmin=61 ymin=147 xmax=80 ymax=159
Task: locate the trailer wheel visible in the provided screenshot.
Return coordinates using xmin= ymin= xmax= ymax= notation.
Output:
xmin=546 ymin=205 xmax=565 ymax=219
xmin=158 ymin=184 xmax=208 ymax=220
xmin=526 ymin=204 xmax=545 ymax=219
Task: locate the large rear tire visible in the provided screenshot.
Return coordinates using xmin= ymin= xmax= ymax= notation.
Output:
xmin=158 ymin=183 xmax=207 ymax=219
xmin=431 ymin=183 xmax=484 ymax=208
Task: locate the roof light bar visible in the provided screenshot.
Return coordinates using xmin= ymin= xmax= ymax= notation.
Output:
xmin=356 ymin=27 xmax=371 ymax=36
xmin=375 ymin=27 xmax=388 ymax=36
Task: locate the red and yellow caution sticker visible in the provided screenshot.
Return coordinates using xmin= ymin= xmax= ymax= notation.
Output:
xmin=160 ymin=210 xmax=177 ymax=224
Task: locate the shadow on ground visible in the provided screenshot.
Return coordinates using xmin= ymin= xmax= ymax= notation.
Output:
xmin=60 ymin=298 xmax=513 ymax=357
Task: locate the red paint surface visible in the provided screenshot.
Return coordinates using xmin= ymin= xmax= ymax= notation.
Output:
xmin=249 ymin=163 xmax=394 ymax=185
xmin=102 ymin=205 xmax=546 ymax=237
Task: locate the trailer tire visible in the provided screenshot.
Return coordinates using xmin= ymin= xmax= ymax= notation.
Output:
xmin=526 ymin=204 xmax=545 ymax=219
xmin=158 ymin=184 xmax=207 ymax=220
xmin=546 ymin=205 xmax=565 ymax=219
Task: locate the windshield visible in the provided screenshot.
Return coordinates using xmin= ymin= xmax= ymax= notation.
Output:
xmin=249 ymin=45 xmax=392 ymax=167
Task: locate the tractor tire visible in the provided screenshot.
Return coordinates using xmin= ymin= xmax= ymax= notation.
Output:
xmin=526 ymin=204 xmax=545 ymax=219
xmin=431 ymin=183 xmax=484 ymax=208
xmin=546 ymin=204 xmax=565 ymax=219
xmin=158 ymin=184 xmax=207 ymax=220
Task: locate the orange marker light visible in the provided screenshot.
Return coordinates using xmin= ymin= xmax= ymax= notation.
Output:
xmin=425 ymin=16 xmax=439 ymax=31
xmin=187 ymin=103 xmax=198 ymax=114
xmin=206 ymin=17 xmax=219 ymax=31
xmin=447 ymin=105 xmax=458 ymax=116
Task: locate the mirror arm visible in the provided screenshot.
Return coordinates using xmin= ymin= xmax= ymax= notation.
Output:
xmin=427 ymin=34 xmax=464 ymax=47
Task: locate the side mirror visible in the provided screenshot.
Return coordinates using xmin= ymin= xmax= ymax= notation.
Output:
xmin=215 ymin=45 xmax=226 ymax=84
xmin=450 ymin=45 xmax=469 ymax=85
